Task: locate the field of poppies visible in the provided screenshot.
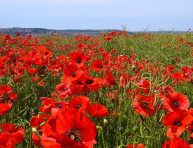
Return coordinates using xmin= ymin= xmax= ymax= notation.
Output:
xmin=0 ymin=31 xmax=193 ymax=148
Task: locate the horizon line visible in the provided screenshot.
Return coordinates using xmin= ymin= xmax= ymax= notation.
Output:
xmin=0 ymin=27 xmax=192 ymax=32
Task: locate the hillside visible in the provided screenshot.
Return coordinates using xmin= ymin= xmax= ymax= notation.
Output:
xmin=0 ymin=27 xmax=122 ymax=35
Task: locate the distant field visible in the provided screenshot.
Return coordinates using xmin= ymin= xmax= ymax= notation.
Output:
xmin=0 ymin=32 xmax=193 ymax=148
xmin=0 ymin=27 xmax=189 ymax=35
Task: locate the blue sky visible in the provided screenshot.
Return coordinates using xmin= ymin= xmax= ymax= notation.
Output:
xmin=0 ymin=0 xmax=193 ymax=31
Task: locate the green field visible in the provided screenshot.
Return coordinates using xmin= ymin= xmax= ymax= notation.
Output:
xmin=0 ymin=32 xmax=193 ymax=148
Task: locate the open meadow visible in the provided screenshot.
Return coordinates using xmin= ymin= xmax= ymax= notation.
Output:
xmin=0 ymin=31 xmax=193 ymax=148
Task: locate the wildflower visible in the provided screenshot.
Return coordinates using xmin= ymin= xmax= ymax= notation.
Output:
xmin=162 ymin=109 xmax=193 ymax=138
xmin=40 ymin=105 xmax=97 ymax=148
xmin=162 ymin=138 xmax=189 ymax=148
xmin=0 ymin=123 xmax=25 ymax=147
xmin=162 ymin=92 xmax=190 ymax=112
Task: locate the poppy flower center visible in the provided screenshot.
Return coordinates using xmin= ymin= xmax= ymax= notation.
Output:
xmin=173 ymin=101 xmax=179 ymax=107
xmin=75 ymin=104 xmax=81 ymax=109
xmin=174 ymin=121 xmax=181 ymax=126
xmin=141 ymin=101 xmax=149 ymax=108
xmin=77 ymin=81 xmax=83 ymax=85
xmin=71 ymin=72 xmax=76 ymax=77
xmin=76 ymin=58 xmax=82 ymax=63
xmin=38 ymin=130 xmax=43 ymax=135
xmin=44 ymin=51 xmax=49 ymax=55
xmin=164 ymin=89 xmax=169 ymax=95
xmin=57 ymin=104 xmax=62 ymax=108
xmin=60 ymin=86 xmax=69 ymax=92
xmin=65 ymin=129 xmax=82 ymax=142
xmin=98 ymin=65 xmax=103 ymax=68
xmin=86 ymin=79 xmax=94 ymax=84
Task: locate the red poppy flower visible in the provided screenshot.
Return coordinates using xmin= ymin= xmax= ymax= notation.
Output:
xmin=39 ymin=97 xmax=55 ymax=113
xmin=0 ymin=123 xmax=25 ymax=147
xmin=37 ymin=45 xmax=53 ymax=59
xmin=113 ymin=56 xmax=128 ymax=71
xmin=101 ymin=52 xmax=111 ymax=67
xmin=164 ymin=64 xmax=176 ymax=76
xmin=30 ymin=113 xmax=51 ymax=146
xmin=0 ymin=103 xmax=12 ymax=116
xmin=133 ymin=61 xmax=145 ymax=74
xmin=70 ymin=79 xmax=85 ymax=94
xmin=69 ymin=96 xmax=109 ymax=117
xmin=0 ymin=84 xmax=17 ymax=115
xmin=91 ymin=60 xmax=105 ymax=72
xmin=126 ymin=143 xmax=145 ymax=148
xmin=104 ymin=35 xmax=112 ymax=41
xmin=186 ymin=108 xmax=193 ymax=138
xmin=135 ymin=78 xmax=150 ymax=95
xmin=132 ymin=94 xmax=157 ymax=117
xmin=30 ymin=114 xmax=48 ymax=128
xmin=72 ymin=74 xmax=102 ymax=93
xmin=182 ymin=66 xmax=193 ymax=81
xmin=83 ymin=75 xmax=102 ymax=92
xmin=62 ymin=63 xmax=84 ymax=82
xmin=41 ymin=105 xmax=97 ymax=148
xmin=69 ymin=51 xmax=87 ymax=67
xmin=32 ymin=132 xmax=41 ymax=146
xmin=162 ymin=92 xmax=190 ymax=112
xmin=27 ymin=67 xmax=38 ymax=74
xmin=77 ymin=43 xmax=88 ymax=50
xmin=170 ymin=72 xmax=186 ymax=84
xmin=86 ymin=103 xmax=109 ymax=117
xmin=0 ymin=85 xmax=12 ymax=95
xmin=103 ymin=70 xmax=116 ymax=87
xmin=118 ymin=73 xmax=131 ymax=88
xmin=0 ymin=56 xmax=9 ymax=76
xmin=162 ymin=138 xmax=189 ymax=148
xmin=160 ymin=86 xmax=175 ymax=98
xmin=162 ymin=109 xmax=193 ymax=138
xmin=56 ymin=82 xmax=72 ymax=99
xmin=39 ymin=97 xmax=67 ymax=113
xmin=69 ymin=96 xmax=90 ymax=112
xmin=7 ymin=92 xmax=17 ymax=101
